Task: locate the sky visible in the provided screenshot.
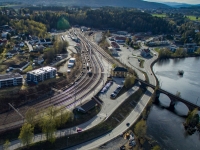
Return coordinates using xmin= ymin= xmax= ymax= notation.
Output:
xmin=144 ymin=0 xmax=199 ymax=4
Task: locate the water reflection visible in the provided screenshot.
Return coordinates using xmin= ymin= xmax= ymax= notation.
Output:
xmin=156 ymin=58 xmax=170 ymax=66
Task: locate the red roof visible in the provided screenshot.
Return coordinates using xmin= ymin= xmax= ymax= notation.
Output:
xmin=111 ymin=42 xmax=120 ymax=49
xmin=0 ymin=39 xmax=7 ymax=43
xmin=142 ymin=49 xmax=150 ymax=53
xmin=115 ymin=36 xmax=126 ymax=41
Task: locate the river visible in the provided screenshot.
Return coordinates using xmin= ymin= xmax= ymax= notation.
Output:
xmin=146 ymin=57 xmax=200 ymax=150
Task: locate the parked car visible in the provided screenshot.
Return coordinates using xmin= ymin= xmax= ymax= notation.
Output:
xmin=110 ymin=93 xmax=117 ymax=99
xmin=117 ymin=85 xmax=123 ymax=90
xmin=101 ymin=87 xmax=107 ymax=93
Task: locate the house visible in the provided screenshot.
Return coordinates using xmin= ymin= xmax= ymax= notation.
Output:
xmin=111 ymin=42 xmax=120 ymax=50
xmin=33 ymin=57 xmax=44 ymax=65
xmin=45 ymin=38 xmax=52 ymax=45
xmin=117 ymin=31 xmax=128 ymax=35
xmin=141 ymin=49 xmax=150 ymax=57
xmin=169 ymin=45 xmax=178 ymax=52
xmin=111 ymin=67 xmax=128 ymax=77
xmin=10 ymin=61 xmax=30 ymax=71
xmin=6 ymin=50 xmax=18 ymax=57
xmin=114 ymin=36 xmax=126 ymax=44
xmin=1 ymin=32 xmax=8 ymax=38
xmin=0 ymin=73 xmax=23 ymax=88
xmin=80 ymin=26 xmax=88 ymax=32
xmin=184 ymin=43 xmax=198 ymax=53
xmin=27 ymin=66 xmax=57 ymax=84
xmin=0 ymin=39 xmax=7 ymax=45
xmin=39 ymin=39 xmax=46 ymax=45
xmin=19 ymin=42 xmax=24 ymax=47
xmin=75 ymin=98 xmax=100 ymax=113
xmin=108 ymin=46 xmax=118 ymax=55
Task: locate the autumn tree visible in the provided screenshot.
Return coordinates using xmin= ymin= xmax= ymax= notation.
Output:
xmin=152 ymin=145 xmax=161 ymax=150
xmin=134 ymin=120 xmax=147 ymax=139
xmin=124 ymin=75 xmax=135 ymax=89
xmin=18 ymin=123 xmax=34 ymax=146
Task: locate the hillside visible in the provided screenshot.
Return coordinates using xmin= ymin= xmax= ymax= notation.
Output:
xmin=0 ymin=0 xmax=169 ymax=9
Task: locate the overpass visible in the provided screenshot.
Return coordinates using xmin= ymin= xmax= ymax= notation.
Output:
xmin=136 ymin=78 xmax=200 ymax=111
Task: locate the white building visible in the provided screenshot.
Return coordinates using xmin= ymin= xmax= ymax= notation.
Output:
xmin=27 ymin=66 xmax=57 ymax=83
xmin=1 ymin=32 xmax=8 ymax=38
xmin=0 ymin=73 xmax=23 ymax=88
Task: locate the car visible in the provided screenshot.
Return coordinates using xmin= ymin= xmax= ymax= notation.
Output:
xmin=120 ymin=145 xmax=125 ymax=150
xmin=101 ymin=87 xmax=107 ymax=93
xmin=126 ymin=123 xmax=130 ymax=126
xmin=117 ymin=85 xmax=122 ymax=90
xmin=129 ymin=140 xmax=136 ymax=146
xmin=110 ymin=93 xmax=117 ymax=99
xmin=77 ymin=128 xmax=82 ymax=132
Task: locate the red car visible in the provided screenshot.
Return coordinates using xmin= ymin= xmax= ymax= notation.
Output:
xmin=77 ymin=128 xmax=82 ymax=132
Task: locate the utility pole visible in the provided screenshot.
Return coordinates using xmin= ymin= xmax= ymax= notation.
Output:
xmin=8 ymin=103 xmax=24 ymax=121
xmin=196 ymin=97 xmax=199 ymax=105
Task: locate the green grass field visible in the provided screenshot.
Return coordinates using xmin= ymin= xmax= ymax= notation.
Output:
xmin=187 ymin=15 xmax=199 ymax=21
xmin=152 ymin=13 xmax=166 ymax=18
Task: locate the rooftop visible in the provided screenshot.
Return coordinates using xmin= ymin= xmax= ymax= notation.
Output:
xmin=28 ymin=66 xmax=56 ymax=75
xmin=115 ymin=36 xmax=126 ymax=41
xmin=113 ymin=67 xmax=128 ymax=72
xmin=0 ymin=73 xmax=22 ymax=80
xmin=111 ymin=42 xmax=120 ymax=49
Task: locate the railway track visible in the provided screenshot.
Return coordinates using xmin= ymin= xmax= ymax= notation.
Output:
xmin=0 ymin=35 xmax=104 ymax=133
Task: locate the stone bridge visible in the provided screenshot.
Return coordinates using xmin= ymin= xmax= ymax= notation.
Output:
xmin=136 ymin=78 xmax=200 ymax=111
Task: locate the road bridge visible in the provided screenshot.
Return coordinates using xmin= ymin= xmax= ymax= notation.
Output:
xmin=136 ymin=78 xmax=200 ymax=111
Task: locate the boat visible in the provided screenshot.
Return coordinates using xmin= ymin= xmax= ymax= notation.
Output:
xmin=178 ymin=70 xmax=184 ymax=75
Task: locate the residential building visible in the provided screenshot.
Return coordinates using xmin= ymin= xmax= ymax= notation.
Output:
xmin=111 ymin=42 xmax=120 ymax=50
xmin=0 ymin=73 xmax=23 ymax=88
xmin=141 ymin=49 xmax=150 ymax=57
xmin=108 ymin=46 xmax=118 ymax=55
xmin=114 ymin=36 xmax=126 ymax=44
xmin=111 ymin=67 xmax=128 ymax=77
xmin=33 ymin=57 xmax=44 ymax=65
xmin=27 ymin=66 xmax=57 ymax=83
xmin=169 ymin=45 xmax=178 ymax=52
xmin=10 ymin=61 xmax=30 ymax=71
xmin=184 ymin=43 xmax=198 ymax=53
xmin=117 ymin=31 xmax=128 ymax=35
xmin=0 ymin=39 xmax=7 ymax=45
xmin=1 ymin=32 xmax=8 ymax=38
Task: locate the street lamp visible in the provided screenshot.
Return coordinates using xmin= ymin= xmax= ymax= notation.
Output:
xmin=196 ymin=97 xmax=199 ymax=105
xmin=67 ymin=137 xmax=69 ymax=147
xmin=74 ymin=82 xmax=77 ymax=108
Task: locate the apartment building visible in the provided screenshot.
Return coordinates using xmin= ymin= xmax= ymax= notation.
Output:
xmin=27 ymin=66 xmax=57 ymax=84
xmin=0 ymin=73 xmax=23 ymax=88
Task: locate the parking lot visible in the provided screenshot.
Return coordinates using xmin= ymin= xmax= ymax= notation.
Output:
xmin=99 ymin=77 xmax=125 ymax=100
